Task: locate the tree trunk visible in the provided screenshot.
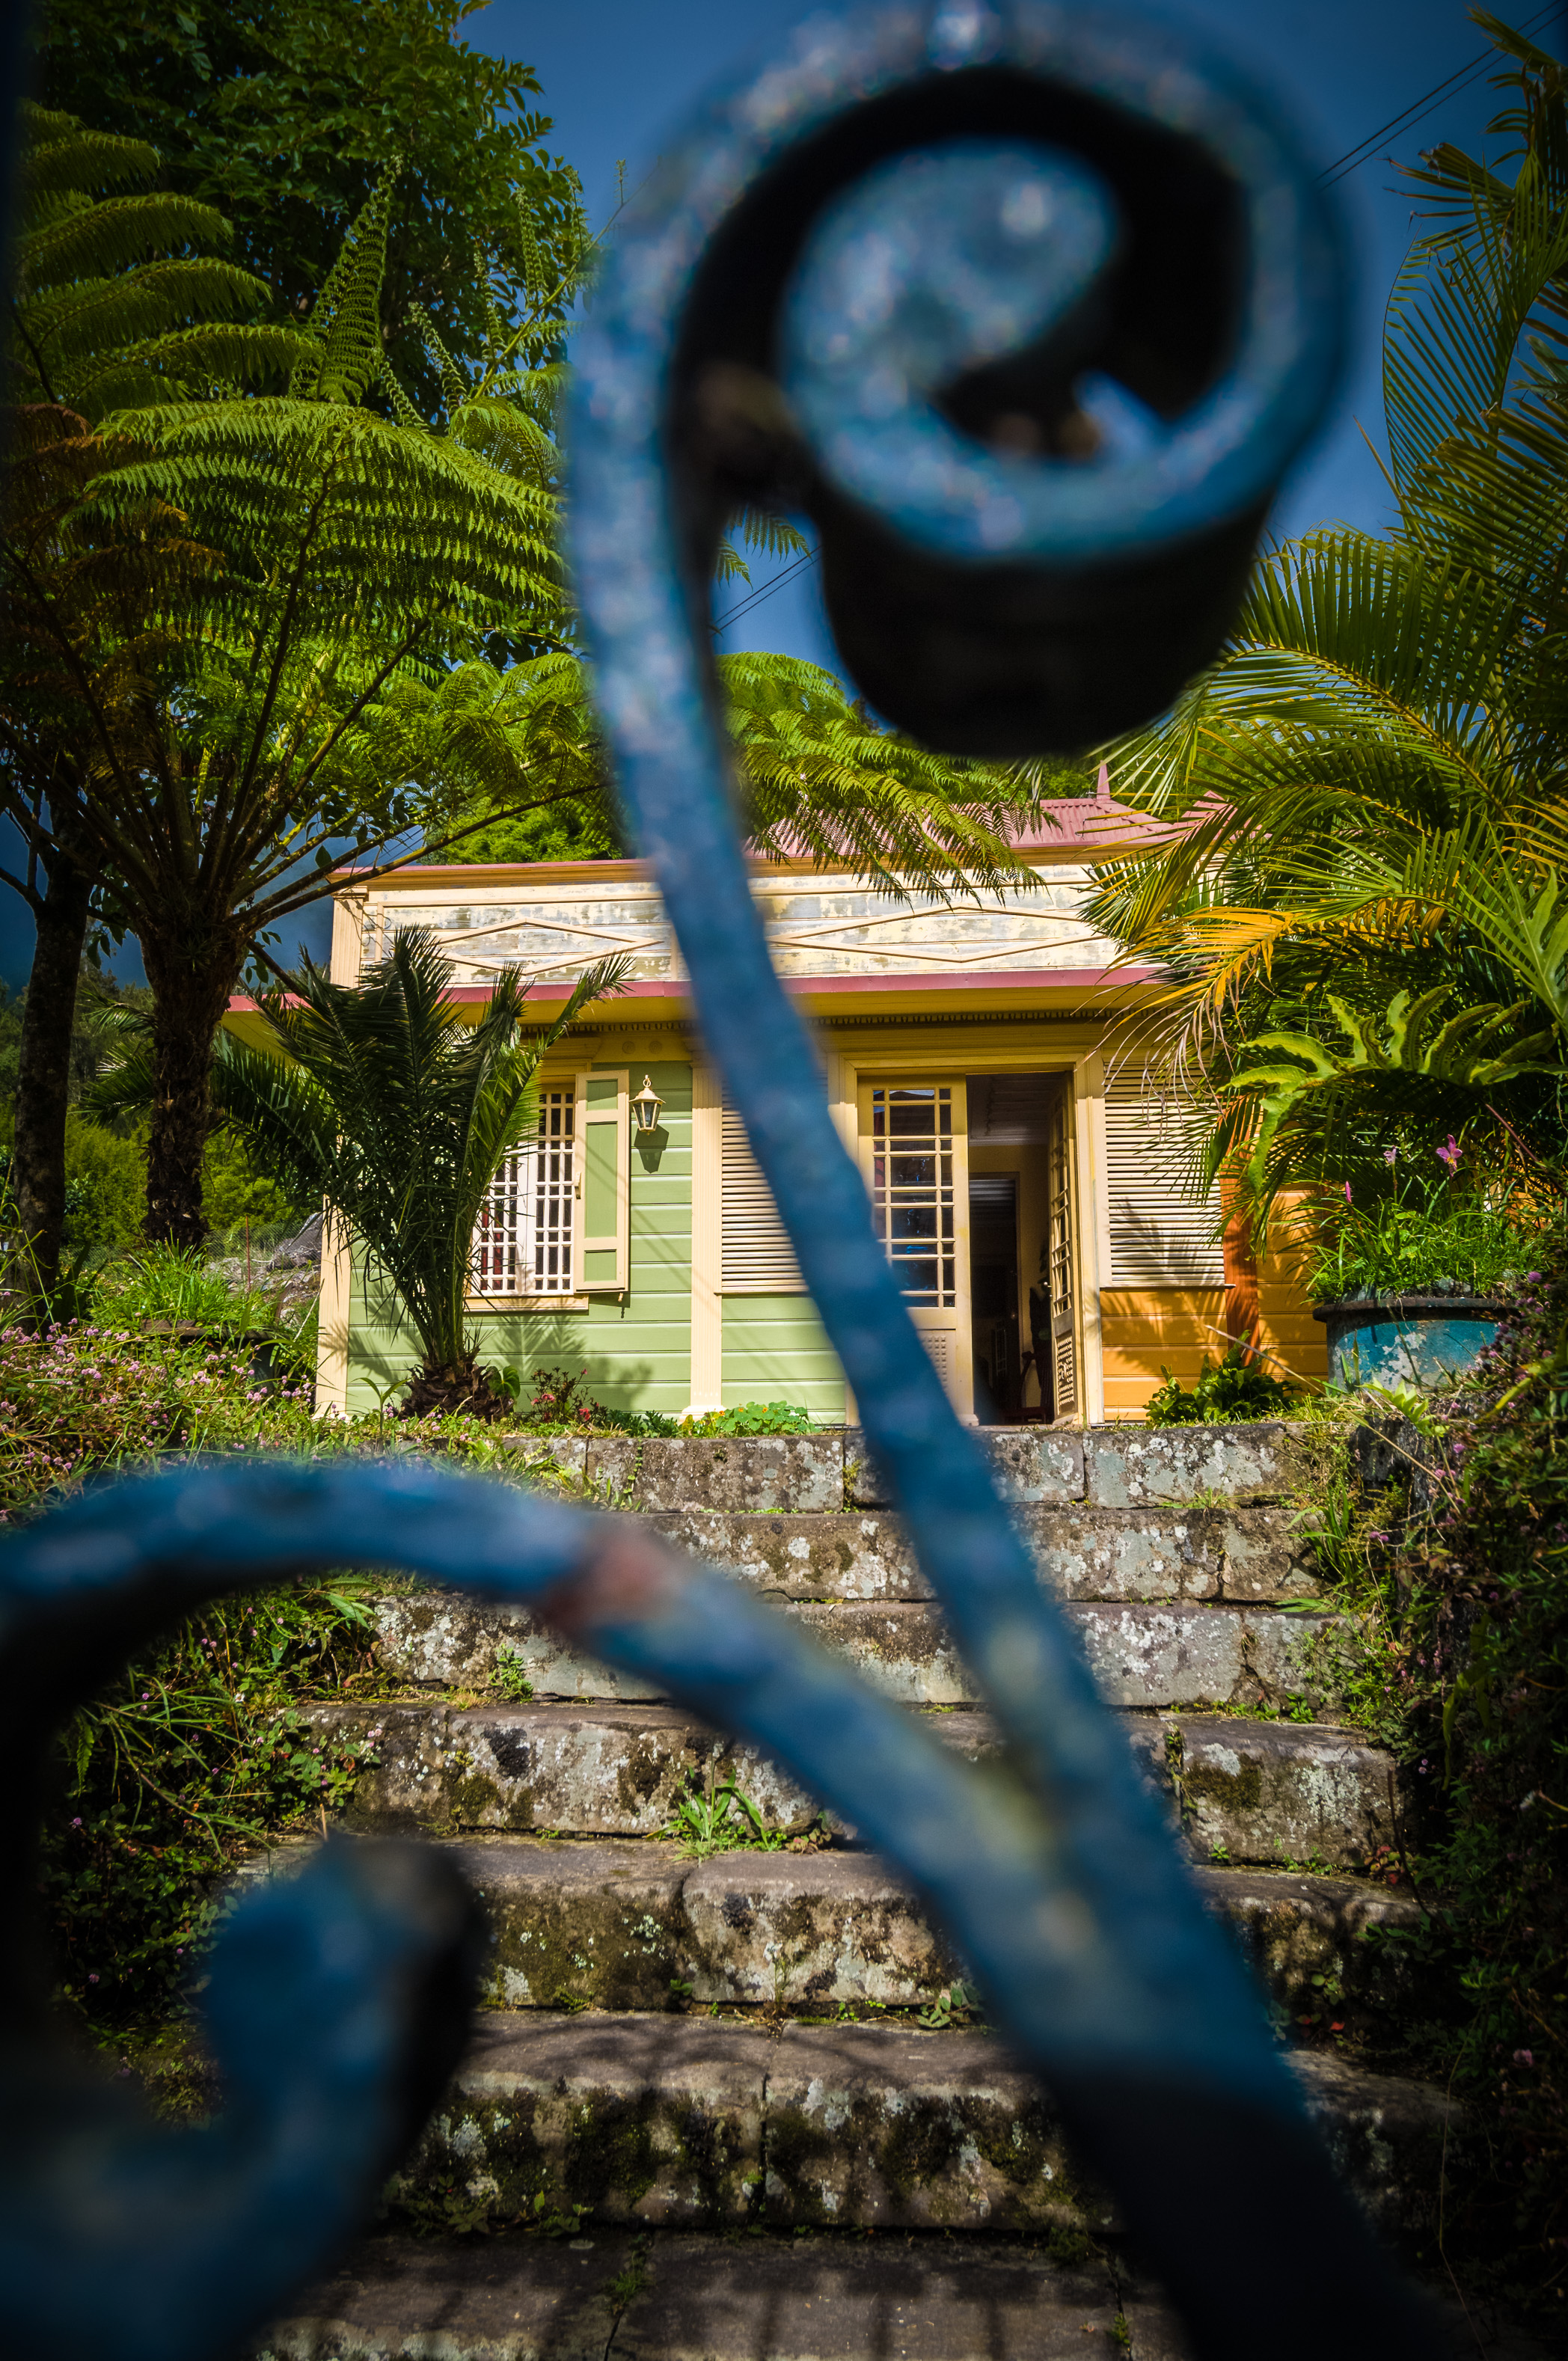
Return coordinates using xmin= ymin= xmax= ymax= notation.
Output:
xmin=139 ymin=928 xmax=248 ymax=1249
xmin=9 ymin=844 xmax=96 ymax=1315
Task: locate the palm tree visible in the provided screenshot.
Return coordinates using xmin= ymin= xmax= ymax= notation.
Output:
xmin=206 ymin=930 xmax=629 ymax=1417
xmin=1083 ymin=14 xmax=1568 ymax=1224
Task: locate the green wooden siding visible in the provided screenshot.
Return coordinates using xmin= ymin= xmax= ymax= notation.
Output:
xmin=343 ymin=1059 xmax=693 ymax=1417
xmin=721 ymin=1294 xmax=845 ymax=1423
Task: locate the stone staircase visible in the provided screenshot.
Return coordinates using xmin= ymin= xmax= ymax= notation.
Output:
xmin=266 ymin=1421 xmax=1462 ymax=2358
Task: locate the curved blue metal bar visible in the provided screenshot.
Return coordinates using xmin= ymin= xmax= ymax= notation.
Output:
xmin=565 ymin=4 xmax=1424 ymax=2354
xmin=568 ymin=0 xmax=1325 ymax=2119
xmin=2 ymin=1461 xmax=1421 ymax=2360
xmin=0 ymin=10 xmax=1430 ymax=2360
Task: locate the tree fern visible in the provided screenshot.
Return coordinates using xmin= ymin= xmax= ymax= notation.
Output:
xmin=8 ymin=105 xmax=305 ymax=416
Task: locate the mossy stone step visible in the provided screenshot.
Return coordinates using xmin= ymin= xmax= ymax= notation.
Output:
xmin=643 ymin=1502 xmax=1320 ymax=1605
xmin=459 ymin=1841 xmax=1418 ymax=2023
xmin=370 ymin=1593 xmax=1332 ymax=1713
xmin=504 ymin=1421 xmax=1317 ymax=1515
xmin=310 ymin=1699 xmax=1397 ymax=1869
xmin=244 ymin=1834 xmax=1414 ymax=2021
xmin=376 ymin=2010 xmax=1457 ymax=2238
xmin=258 ymin=2229 xmax=1139 ymax=2361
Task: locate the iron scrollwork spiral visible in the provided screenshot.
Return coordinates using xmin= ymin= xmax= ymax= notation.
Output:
xmin=2 ymin=10 xmax=1435 ymax=2361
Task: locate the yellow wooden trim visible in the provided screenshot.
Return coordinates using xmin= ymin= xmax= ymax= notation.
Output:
xmin=1071 ymin=1057 xmax=1105 ymax=1425
xmin=328 ymin=887 xmax=368 ymax=987
xmin=689 ymin=1062 xmax=723 ymax=1412
xmin=465 ymin=1294 xmax=590 ymax=1314
xmin=315 ymin=1207 xmax=352 ymax=1418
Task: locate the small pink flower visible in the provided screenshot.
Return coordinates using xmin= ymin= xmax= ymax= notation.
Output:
xmin=1343 ymin=1182 xmax=1353 ymax=1203
xmin=1436 ymin=1135 xmax=1461 ymax=1170
xmin=1382 ymin=1147 xmax=1397 ymax=1165
xmin=1513 ymin=2049 xmax=1534 ymax=2068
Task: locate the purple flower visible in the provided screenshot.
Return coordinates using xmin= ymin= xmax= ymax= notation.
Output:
xmin=1436 ymin=1135 xmax=1461 ymax=1171
xmin=1343 ymin=1182 xmax=1353 ymax=1203
xmin=1383 ymin=1147 xmax=1397 ymax=1165
xmin=1513 ymin=2049 xmax=1534 ymax=2068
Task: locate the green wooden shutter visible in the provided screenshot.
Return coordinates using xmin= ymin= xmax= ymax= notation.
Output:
xmin=575 ymin=1068 xmax=628 ymax=1293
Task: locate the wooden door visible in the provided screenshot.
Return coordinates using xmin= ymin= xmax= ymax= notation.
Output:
xmin=858 ymin=1077 xmax=973 ymax=1413
xmin=1047 ymin=1082 xmax=1080 ymax=1421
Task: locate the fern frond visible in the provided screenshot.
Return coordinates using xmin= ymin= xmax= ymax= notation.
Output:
xmin=290 ymin=161 xmax=401 ymax=408
xmin=411 ymin=301 xmax=470 ymax=418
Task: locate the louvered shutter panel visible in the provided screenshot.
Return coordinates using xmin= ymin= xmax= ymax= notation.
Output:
xmin=575 ymin=1069 xmax=629 ymax=1292
xmin=720 ymin=1101 xmax=806 ymax=1292
xmin=1103 ymin=1073 xmax=1224 ymax=1286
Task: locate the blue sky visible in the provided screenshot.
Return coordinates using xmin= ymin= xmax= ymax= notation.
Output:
xmin=476 ymin=0 xmax=1568 ymax=668
xmin=7 ymin=0 xmax=1565 ymax=987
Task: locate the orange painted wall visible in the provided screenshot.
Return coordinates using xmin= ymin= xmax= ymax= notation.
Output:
xmin=1097 ymin=1221 xmax=1325 ymax=1419
xmin=1100 ymin=1287 xmax=1228 ymax=1418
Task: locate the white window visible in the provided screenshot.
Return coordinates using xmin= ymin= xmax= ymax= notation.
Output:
xmin=867 ymin=1081 xmax=960 ymax=1308
xmin=472 ymin=1086 xmax=578 ymax=1297
xmin=469 ymin=1071 xmax=629 ymax=1302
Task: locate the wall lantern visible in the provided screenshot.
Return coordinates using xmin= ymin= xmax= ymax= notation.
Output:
xmin=631 ymin=1074 xmax=664 ymax=1134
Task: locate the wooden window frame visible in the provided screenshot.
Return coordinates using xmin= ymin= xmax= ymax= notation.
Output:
xmin=464 ymin=1065 xmax=630 ymax=1311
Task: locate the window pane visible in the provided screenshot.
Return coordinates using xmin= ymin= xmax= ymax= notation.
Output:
xmin=471 ymin=1089 xmax=575 ymax=1296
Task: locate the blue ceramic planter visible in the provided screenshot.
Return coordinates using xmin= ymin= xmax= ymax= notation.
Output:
xmin=1314 ymin=1296 xmax=1503 ymax=1389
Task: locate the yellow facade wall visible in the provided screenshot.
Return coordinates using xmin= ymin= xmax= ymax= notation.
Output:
xmin=1100 ymin=1288 xmax=1229 ymax=1418
xmin=1098 ymin=1247 xmax=1326 ymax=1418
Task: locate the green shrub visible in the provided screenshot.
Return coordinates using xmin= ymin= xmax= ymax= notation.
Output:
xmin=43 ymin=1584 xmax=388 ymax=2027
xmin=1 ymin=1318 xmax=589 ymax=2039
xmin=679 ymin=1400 xmax=814 ymax=1436
xmin=1304 ymin=1144 xmax=1552 ymax=1304
xmin=61 ymin=1112 xmax=146 ymax=1252
xmin=1302 ymin=1261 xmax=1568 ymax=2317
xmin=200 ymin=1124 xmax=309 ymax=1234
xmin=1145 ymin=1345 xmax=1298 ymax=1427
xmin=494 ymin=1363 xmax=682 ymax=1437
xmin=97 ymin=1243 xmax=296 ymax=1336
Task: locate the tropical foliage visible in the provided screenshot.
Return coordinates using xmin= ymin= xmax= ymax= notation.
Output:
xmin=431 ymin=649 xmax=1056 ymax=898
xmin=34 ymin=0 xmax=585 ymax=419
xmin=2 ymin=102 xmax=307 ymax=1299
xmin=7 ymin=148 xmax=572 ymax=1250
xmin=203 ymin=928 xmax=628 ymax=1416
xmin=1085 ymin=15 xmax=1568 ymax=1234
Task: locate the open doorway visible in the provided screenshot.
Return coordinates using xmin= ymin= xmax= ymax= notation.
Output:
xmin=966 ymin=1073 xmax=1075 ymax=1425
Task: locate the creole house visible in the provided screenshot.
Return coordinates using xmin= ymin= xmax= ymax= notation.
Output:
xmin=229 ymin=777 xmax=1323 ymax=1424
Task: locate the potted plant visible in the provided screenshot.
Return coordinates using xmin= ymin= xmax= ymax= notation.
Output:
xmin=1306 ymin=1139 xmax=1548 ymax=1388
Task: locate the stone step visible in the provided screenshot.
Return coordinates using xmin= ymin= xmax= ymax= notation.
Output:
xmin=266 ymin=2226 xmax=1504 ymax=2361
xmin=372 ymin=1591 xmax=1332 ymax=1712
xmin=260 ymin=2229 xmax=1147 ymax=2361
xmin=243 ymin=1834 xmax=1415 ymax=2022
xmin=310 ymin=1700 xmax=1396 ymax=1869
xmin=645 ymin=1501 xmax=1323 ymax=1605
xmin=510 ymin=1420 xmax=1316 ymax=1515
xmin=370 ymin=2009 xmax=1456 ymax=2238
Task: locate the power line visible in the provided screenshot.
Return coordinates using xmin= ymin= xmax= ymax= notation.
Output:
xmin=710 ymin=546 xmax=820 ymax=635
xmin=1317 ymin=1 xmax=1561 ymax=186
